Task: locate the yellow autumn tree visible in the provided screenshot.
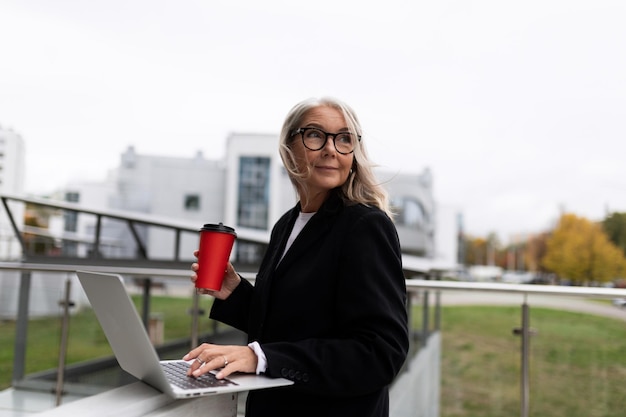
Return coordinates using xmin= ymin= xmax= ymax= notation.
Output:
xmin=542 ymin=213 xmax=626 ymax=284
xmin=464 ymin=237 xmax=487 ymax=265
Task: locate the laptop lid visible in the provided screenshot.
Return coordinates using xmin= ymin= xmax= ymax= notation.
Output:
xmin=76 ymin=270 xmax=292 ymax=398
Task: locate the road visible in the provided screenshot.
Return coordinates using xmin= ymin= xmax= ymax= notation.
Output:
xmin=432 ymin=291 xmax=626 ymax=322
xmin=131 ymin=278 xmax=626 ymax=323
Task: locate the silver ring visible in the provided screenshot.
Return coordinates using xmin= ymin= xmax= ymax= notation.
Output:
xmin=223 ymin=356 xmax=228 ymax=367
xmin=196 ymin=357 xmax=205 ymax=366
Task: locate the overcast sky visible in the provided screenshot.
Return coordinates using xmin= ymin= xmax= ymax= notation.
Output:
xmin=1 ymin=0 xmax=625 ymax=242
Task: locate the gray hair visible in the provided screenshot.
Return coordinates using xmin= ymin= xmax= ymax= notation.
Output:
xmin=279 ymin=97 xmax=391 ymax=218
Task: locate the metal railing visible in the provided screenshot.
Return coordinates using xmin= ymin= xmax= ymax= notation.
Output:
xmin=3 ymin=262 xmax=626 ymax=416
xmin=406 ymin=280 xmax=626 ymax=417
xmin=3 ymin=192 xmax=626 ymax=416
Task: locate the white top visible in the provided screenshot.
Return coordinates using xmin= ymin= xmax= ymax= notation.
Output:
xmin=280 ymin=211 xmax=316 ymax=262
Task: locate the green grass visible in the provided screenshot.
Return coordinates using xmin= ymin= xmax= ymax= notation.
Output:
xmin=0 ymin=295 xmax=216 ymax=388
xmin=2 ymin=299 xmax=625 ymax=417
xmin=436 ymin=306 xmax=626 ymax=417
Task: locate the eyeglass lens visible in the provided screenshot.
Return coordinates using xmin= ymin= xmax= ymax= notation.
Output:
xmin=300 ymin=128 xmax=354 ymax=154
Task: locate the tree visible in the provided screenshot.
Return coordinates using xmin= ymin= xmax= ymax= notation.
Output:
xmin=542 ymin=213 xmax=626 ymax=284
xmin=602 ymin=212 xmax=626 ymax=258
xmin=463 ymin=233 xmax=511 ymax=268
xmin=464 ymin=236 xmax=487 ymax=266
xmin=23 ymin=203 xmax=59 ymax=256
xmin=485 ymin=232 xmax=501 ymax=267
xmin=524 ymin=232 xmax=549 ymax=273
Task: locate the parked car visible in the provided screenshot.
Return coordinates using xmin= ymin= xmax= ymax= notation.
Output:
xmin=611 ymin=298 xmax=626 ymax=308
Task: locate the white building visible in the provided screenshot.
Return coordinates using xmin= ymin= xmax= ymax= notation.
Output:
xmin=0 ymin=125 xmax=26 ymax=260
xmin=59 ymin=133 xmax=460 ymax=272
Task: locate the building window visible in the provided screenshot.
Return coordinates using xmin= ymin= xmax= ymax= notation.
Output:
xmin=184 ymin=194 xmax=200 ymax=211
xmin=64 ymin=192 xmax=80 ymax=232
xmin=237 ymin=157 xmax=270 ymax=230
xmin=391 ymin=196 xmax=427 ymax=228
xmin=63 ymin=192 xmax=80 ymax=256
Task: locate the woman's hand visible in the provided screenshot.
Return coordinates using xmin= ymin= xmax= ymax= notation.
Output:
xmin=191 ymin=250 xmax=241 ymax=299
xmin=183 ymin=343 xmax=258 ymax=379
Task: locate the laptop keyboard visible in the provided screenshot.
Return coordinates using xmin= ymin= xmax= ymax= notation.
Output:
xmin=161 ymin=361 xmax=238 ymax=390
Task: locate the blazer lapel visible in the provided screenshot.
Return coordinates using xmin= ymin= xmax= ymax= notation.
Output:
xmin=274 ymin=191 xmax=343 ymax=276
xmin=266 ymin=208 xmax=299 ymax=272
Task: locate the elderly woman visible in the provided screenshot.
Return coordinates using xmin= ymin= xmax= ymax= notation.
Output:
xmin=185 ymin=97 xmax=408 ymax=417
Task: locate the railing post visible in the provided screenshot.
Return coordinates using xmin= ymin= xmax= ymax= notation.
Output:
xmin=513 ymin=294 xmax=536 ymax=417
xmin=1 ymin=197 xmax=27 ymax=253
xmin=422 ymin=289 xmax=430 ymax=346
xmin=434 ymin=290 xmax=441 ymax=331
xmin=55 ymin=278 xmax=75 ymax=406
xmin=141 ymin=278 xmax=152 ymax=329
xmin=174 ymin=230 xmax=181 ymax=262
xmin=520 ymin=298 xmax=530 ymax=417
xmin=93 ymin=215 xmax=102 ymax=258
xmin=433 ymin=273 xmax=441 ymax=331
xmin=12 ymin=271 xmax=31 ymax=385
xmin=127 ymin=220 xmax=148 ymax=259
xmin=190 ymin=291 xmax=200 ymax=348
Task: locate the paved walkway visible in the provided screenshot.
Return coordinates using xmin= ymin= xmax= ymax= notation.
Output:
xmin=435 ymin=291 xmax=626 ymax=322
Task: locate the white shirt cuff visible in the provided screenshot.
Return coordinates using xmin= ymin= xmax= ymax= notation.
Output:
xmin=247 ymin=341 xmax=268 ymax=374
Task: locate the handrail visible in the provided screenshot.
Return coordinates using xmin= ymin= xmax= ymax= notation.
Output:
xmin=405 ymin=279 xmax=626 ymax=299
xmin=1 ymin=192 xmax=454 ymax=275
xmin=0 ymin=192 xmax=270 ymax=245
xmin=3 ymin=262 xmax=626 ymax=298
xmin=8 ymin=260 xmax=621 ymax=318
xmin=0 ymin=262 xmax=192 ymax=277
xmin=1 ymin=192 xmax=209 ymax=232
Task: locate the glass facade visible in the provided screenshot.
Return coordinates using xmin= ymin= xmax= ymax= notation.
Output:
xmin=237 ymin=156 xmax=270 ymax=230
xmin=391 ymin=195 xmax=428 ymax=228
xmin=63 ymin=191 xmax=80 ymax=256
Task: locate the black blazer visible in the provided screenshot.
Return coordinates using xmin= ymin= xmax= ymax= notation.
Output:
xmin=211 ymin=190 xmax=409 ymax=417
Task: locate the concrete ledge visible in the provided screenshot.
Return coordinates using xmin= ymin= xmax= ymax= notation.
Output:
xmin=35 ymin=382 xmax=237 ymax=417
xmin=390 ymin=332 xmax=441 ymax=417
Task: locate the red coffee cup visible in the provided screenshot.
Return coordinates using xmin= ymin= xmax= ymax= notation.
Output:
xmin=196 ymin=223 xmax=237 ymax=290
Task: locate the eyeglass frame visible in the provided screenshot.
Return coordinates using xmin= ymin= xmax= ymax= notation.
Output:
xmin=291 ymin=127 xmax=362 ymax=155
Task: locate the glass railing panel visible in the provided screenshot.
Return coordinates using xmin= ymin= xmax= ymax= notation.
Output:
xmin=0 ymin=270 xmax=221 ymax=392
xmin=439 ymin=303 xmax=522 ymax=416
xmin=416 ymin=288 xmax=626 ymax=417
xmin=527 ymin=301 xmax=626 ymax=417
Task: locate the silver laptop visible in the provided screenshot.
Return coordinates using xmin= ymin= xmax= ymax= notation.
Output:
xmin=76 ymin=270 xmax=292 ymax=399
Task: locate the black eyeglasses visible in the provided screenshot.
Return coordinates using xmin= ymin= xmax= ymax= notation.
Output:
xmin=291 ymin=127 xmax=361 ymax=155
